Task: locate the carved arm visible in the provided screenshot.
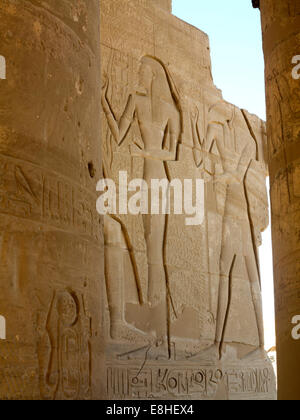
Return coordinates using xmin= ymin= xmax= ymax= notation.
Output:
xmin=101 ymin=79 xmax=135 ymax=146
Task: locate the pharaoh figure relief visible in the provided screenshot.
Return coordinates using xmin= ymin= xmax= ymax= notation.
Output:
xmin=102 ymin=56 xmax=182 ymax=359
xmin=100 ymin=0 xmax=276 ymax=400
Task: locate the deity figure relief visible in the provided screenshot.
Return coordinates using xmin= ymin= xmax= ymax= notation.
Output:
xmin=38 ymin=291 xmax=91 ymax=400
xmin=102 ymin=56 xmax=182 ymax=356
xmin=191 ymin=103 xmax=265 ymax=361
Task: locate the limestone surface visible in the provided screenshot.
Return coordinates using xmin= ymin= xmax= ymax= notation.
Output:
xmin=260 ymin=0 xmax=300 ymax=401
xmin=0 ymin=0 xmax=104 ymax=400
xmin=101 ymin=0 xmax=276 ymax=400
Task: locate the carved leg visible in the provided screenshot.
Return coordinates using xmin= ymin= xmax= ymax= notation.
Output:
xmin=143 ymin=213 xmax=169 ymax=357
xmin=187 ymin=248 xmax=234 ymax=362
xmin=105 ymin=244 xmax=125 ymax=337
xmin=143 ymin=214 xmax=167 ymax=308
xmin=104 ymin=216 xmax=148 ymax=343
xmin=215 ymin=245 xmax=236 ymax=356
xmin=215 ymin=275 xmax=230 ymax=346
xmin=245 ymin=254 xmax=265 ymax=348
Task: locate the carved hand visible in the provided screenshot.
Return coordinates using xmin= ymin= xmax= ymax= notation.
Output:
xmin=130 ymin=144 xmax=175 ymax=161
xmin=214 ymin=171 xmax=241 ymax=185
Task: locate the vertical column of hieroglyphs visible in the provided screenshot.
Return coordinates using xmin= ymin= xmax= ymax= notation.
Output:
xmin=0 ymin=0 xmax=104 ymax=399
xmin=260 ymin=0 xmax=300 ymax=400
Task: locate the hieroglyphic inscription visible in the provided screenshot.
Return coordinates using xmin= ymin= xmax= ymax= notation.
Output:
xmin=38 ymin=290 xmax=92 ymax=400
xmin=107 ymin=365 xmax=273 ymax=399
xmin=0 ymin=154 xmax=101 ymax=241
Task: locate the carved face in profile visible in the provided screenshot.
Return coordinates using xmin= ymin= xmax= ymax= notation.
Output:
xmin=138 ymin=56 xmax=181 ymax=121
xmin=57 ymin=292 xmax=78 ymax=327
xmin=138 ymin=61 xmax=154 ymax=94
xmin=191 ymin=105 xmax=199 ymax=120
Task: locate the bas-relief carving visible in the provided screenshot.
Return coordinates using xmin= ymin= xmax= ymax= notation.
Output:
xmin=102 ymin=55 xmax=182 ymax=358
xmin=0 ymin=0 xmax=103 ymax=401
xmin=107 ymin=365 xmax=274 ymax=400
xmin=38 ymin=290 xmax=92 ymax=400
xmin=102 ymin=62 xmax=268 ymax=352
xmin=0 ymin=154 xmax=101 ymax=241
xmin=188 ymin=103 xmax=265 ymax=361
xmin=260 ymin=0 xmax=300 ymax=400
xmin=100 ymin=0 xmax=276 ymax=400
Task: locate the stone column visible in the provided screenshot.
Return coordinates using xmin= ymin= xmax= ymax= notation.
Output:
xmin=0 ymin=0 xmax=104 ymax=400
xmin=259 ymin=0 xmax=300 ymax=400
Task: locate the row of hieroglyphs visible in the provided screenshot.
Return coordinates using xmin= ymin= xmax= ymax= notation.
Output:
xmin=0 ymin=56 xmax=5 ymax=338
xmin=0 ymin=154 xmax=102 ymax=241
xmin=0 ymin=56 xmax=101 ymax=241
xmin=107 ymin=366 xmax=273 ymax=399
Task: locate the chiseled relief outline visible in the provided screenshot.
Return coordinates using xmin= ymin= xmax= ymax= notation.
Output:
xmin=100 ymin=0 xmax=276 ymax=400
xmin=101 ymin=51 xmax=269 ymax=362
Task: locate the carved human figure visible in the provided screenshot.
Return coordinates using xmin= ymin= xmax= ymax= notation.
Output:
xmin=194 ymin=103 xmax=265 ymax=360
xmin=38 ymin=291 xmax=91 ymax=400
xmin=102 ymin=56 xmax=181 ymax=354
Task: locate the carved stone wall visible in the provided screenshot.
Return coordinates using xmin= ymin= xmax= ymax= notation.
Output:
xmin=150 ymin=0 xmax=172 ymax=12
xmin=100 ymin=0 xmax=276 ymax=400
xmin=0 ymin=0 xmax=104 ymax=400
xmin=260 ymin=0 xmax=300 ymax=400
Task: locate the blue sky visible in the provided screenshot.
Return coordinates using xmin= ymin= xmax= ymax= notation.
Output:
xmin=173 ymin=0 xmax=266 ymax=120
xmin=173 ymin=0 xmax=275 ymax=350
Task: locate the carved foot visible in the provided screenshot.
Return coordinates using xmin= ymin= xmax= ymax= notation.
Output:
xmin=187 ymin=343 xmax=220 ymax=362
xmin=110 ymin=322 xmax=150 ymax=345
xmin=117 ymin=339 xmax=170 ymax=361
xmin=117 ymin=344 xmax=152 ymax=361
xmin=242 ymin=347 xmax=268 ymax=362
xmin=149 ymin=339 xmax=170 ymax=361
